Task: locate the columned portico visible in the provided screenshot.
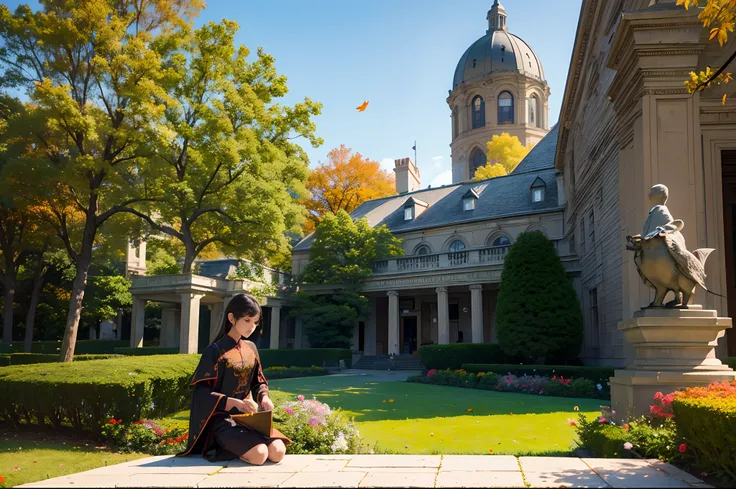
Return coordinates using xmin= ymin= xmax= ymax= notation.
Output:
xmin=387 ymin=291 xmax=400 ymax=355
xmin=130 ymin=297 xmax=146 ymax=348
xmin=270 ymin=306 xmax=281 ymax=350
xmin=209 ymin=301 xmax=224 ymax=343
xmin=161 ymin=304 xmax=178 ymax=347
xmin=180 ymin=293 xmax=205 ymax=354
xmin=469 ymin=284 xmax=484 ymax=343
xmin=436 ymin=286 xmax=449 ymax=345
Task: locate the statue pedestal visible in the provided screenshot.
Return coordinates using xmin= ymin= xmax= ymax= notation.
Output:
xmin=610 ymin=306 xmax=736 ymax=422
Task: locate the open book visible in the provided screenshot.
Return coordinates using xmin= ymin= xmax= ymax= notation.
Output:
xmin=231 ymin=411 xmax=292 ymax=445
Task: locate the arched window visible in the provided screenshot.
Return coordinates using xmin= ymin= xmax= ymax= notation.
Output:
xmin=448 ymin=240 xmax=466 ymax=252
xmin=498 ymin=91 xmax=514 ymax=124
xmin=452 ymin=107 xmax=459 ymax=138
xmin=471 ymin=96 xmax=485 ymax=129
xmin=528 ymin=94 xmax=540 ymax=128
xmin=415 ymin=244 xmax=431 ymax=255
xmin=469 ymin=148 xmax=487 ymax=178
xmin=491 ymin=236 xmax=511 ymax=247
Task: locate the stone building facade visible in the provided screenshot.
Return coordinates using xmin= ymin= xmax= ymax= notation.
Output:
xmin=555 ymin=0 xmax=736 ymax=365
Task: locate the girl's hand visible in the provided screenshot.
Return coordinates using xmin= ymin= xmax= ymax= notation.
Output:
xmin=260 ymin=395 xmax=275 ymax=412
xmin=236 ymin=398 xmax=259 ymax=414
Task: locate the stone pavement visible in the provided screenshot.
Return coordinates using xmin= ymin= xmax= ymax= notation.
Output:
xmin=17 ymin=454 xmax=712 ymax=488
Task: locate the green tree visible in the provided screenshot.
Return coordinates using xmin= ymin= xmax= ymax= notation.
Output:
xmin=291 ymin=210 xmax=403 ymax=348
xmin=127 ymin=20 xmax=321 ymax=273
xmin=495 ymin=231 xmax=583 ymax=364
xmin=82 ymin=275 xmax=132 ymax=336
xmin=0 ymin=0 xmax=202 ymax=361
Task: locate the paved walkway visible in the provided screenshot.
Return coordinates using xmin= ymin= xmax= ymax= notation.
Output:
xmin=17 ymin=454 xmax=712 ymax=488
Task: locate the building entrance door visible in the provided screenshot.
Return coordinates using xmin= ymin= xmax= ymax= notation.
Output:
xmin=401 ymin=316 xmax=418 ymax=354
xmin=721 ymin=150 xmax=736 ymax=355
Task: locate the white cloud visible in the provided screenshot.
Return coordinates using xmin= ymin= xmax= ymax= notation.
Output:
xmin=431 ymin=155 xmax=444 ymax=168
xmin=380 ymin=157 xmax=394 ymax=174
xmin=429 ymin=170 xmax=453 ymax=188
xmin=431 ymin=155 xmax=443 ymax=161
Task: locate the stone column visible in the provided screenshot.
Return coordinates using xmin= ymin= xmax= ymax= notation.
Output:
xmin=130 ymin=297 xmax=146 ymax=348
xmin=269 ymin=306 xmax=281 ymax=350
xmin=436 ymin=287 xmax=449 ymax=345
xmin=209 ymin=301 xmax=224 ymax=344
xmin=365 ymin=296 xmax=377 ymax=356
xmin=294 ymin=318 xmax=304 ymax=349
xmin=470 ymin=285 xmax=484 ymax=344
xmin=387 ymin=291 xmax=400 ymax=355
xmin=180 ymin=293 xmax=204 ymax=354
xmin=160 ymin=304 xmax=178 ymax=348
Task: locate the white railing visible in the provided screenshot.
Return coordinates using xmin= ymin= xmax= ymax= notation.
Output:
xmin=372 ymin=246 xmax=511 ymax=274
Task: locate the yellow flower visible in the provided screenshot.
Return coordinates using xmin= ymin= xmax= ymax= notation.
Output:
xmin=467 ymin=408 xmax=473 ymax=413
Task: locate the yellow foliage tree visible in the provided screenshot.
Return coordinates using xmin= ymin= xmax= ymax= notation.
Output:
xmin=302 ymin=145 xmax=396 ymax=234
xmin=678 ymin=0 xmax=736 ymax=103
xmin=472 ymin=133 xmax=531 ymax=181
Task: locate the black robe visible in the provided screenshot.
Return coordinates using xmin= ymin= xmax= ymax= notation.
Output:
xmin=179 ymin=335 xmax=278 ymax=461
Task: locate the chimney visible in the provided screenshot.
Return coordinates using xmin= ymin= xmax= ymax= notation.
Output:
xmin=393 ymin=157 xmax=421 ymax=194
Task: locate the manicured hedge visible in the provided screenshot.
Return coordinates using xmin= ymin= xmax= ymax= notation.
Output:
xmin=727 ymin=357 xmax=736 ymax=370
xmin=114 ymin=347 xmax=180 ymax=356
xmin=671 ymin=383 xmax=736 ymax=480
xmin=258 ymin=348 xmax=352 ymax=369
xmin=265 ymin=366 xmax=328 ymax=379
xmin=0 ymin=354 xmax=199 ymax=434
xmin=418 ymin=343 xmax=507 ymax=370
xmin=462 ymin=363 xmax=614 ymax=384
xmin=0 ymin=340 xmax=128 ymax=354
xmin=0 ymin=353 xmax=121 ymax=366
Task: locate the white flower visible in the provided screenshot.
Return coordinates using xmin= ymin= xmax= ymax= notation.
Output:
xmin=331 ymin=432 xmax=348 ymax=453
xmin=150 ymin=402 xmax=155 ymax=409
xmin=596 ymin=383 xmax=603 ymax=391
xmin=624 ymin=442 xmax=633 ymax=450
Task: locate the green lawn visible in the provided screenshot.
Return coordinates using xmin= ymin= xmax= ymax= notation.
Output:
xmin=0 ymin=435 xmax=145 ymax=488
xmin=268 ymin=375 xmax=602 ymax=455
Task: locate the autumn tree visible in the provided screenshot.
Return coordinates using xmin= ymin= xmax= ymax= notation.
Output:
xmin=302 ymin=145 xmax=395 ymax=234
xmin=0 ymin=0 xmax=203 ymax=361
xmin=473 ymin=133 xmax=531 ymax=181
xmin=128 ymin=20 xmax=321 ymax=273
xmin=678 ymin=0 xmax=736 ymax=101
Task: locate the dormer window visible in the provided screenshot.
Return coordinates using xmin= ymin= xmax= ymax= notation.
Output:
xmin=462 ymin=188 xmax=479 ymax=211
xmin=403 ymin=196 xmax=428 ymax=221
xmin=530 ymin=176 xmax=546 ymax=203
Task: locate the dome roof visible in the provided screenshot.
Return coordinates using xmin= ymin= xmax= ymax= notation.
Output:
xmin=452 ymin=1 xmax=544 ymax=89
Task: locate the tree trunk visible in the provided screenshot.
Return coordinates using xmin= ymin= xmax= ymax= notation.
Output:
xmin=182 ymin=225 xmax=196 ymax=274
xmin=2 ymin=273 xmax=14 ymax=344
xmin=59 ymin=253 xmax=92 ymax=362
xmin=24 ymin=252 xmax=46 ymax=353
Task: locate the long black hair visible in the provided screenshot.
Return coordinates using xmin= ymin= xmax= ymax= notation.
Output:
xmin=212 ymin=293 xmax=262 ymax=343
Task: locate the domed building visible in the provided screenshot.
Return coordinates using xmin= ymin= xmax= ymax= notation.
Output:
xmin=448 ymin=0 xmax=550 ymax=184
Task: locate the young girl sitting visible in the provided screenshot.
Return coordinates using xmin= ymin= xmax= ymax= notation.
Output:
xmin=179 ymin=293 xmax=290 ymax=465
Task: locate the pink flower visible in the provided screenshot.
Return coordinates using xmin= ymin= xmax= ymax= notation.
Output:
xmin=679 ymin=443 xmax=687 ymax=453
xmin=653 ymin=392 xmax=664 ymax=401
xmin=309 ymin=417 xmax=318 ymax=426
xmin=661 ymin=394 xmax=674 ymax=406
xmin=650 ymin=405 xmax=663 ymax=416
xmin=297 ymin=395 xmax=305 ymax=401
xmin=624 ymin=442 xmax=633 ymax=450
xmin=598 ymin=417 xmax=607 ymax=423
xmin=284 ymin=407 xmax=294 ymax=415
xmin=427 ymin=369 xmax=437 ymax=377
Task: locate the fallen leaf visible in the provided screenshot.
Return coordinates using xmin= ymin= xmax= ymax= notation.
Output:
xmin=723 ymin=93 xmax=728 ymax=105
xmin=489 ymin=449 xmax=493 ymax=453
xmin=467 ymin=408 xmax=473 ymax=413
xmin=509 ymin=412 xmax=513 ymax=416
xmin=356 ymin=101 xmax=369 ymax=112
xmin=388 ymin=399 xmax=394 ymax=403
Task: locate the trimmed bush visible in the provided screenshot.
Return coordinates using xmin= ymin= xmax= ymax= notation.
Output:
xmin=671 ymin=381 xmax=736 ymax=480
xmin=0 ymin=340 xmax=128 ymax=354
xmin=0 ymin=353 xmax=122 ymax=366
xmin=463 ymin=364 xmax=613 ymax=384
xmin=418 ymin=343 xmax=506 ymax=370
xmin=575 ymin=414 xmax=632 ymax=458
xmin=0 ymin=354 xmax=199 ymax=434
xmin=727 ymin=357 xmax=736 ymax=370
xmin=115 ymin=347 xmax=180 ymax=356
xmin=258 ymin=348 xmax=352 ymax=369
xmin=265 ymin=366 xmax=328 ymax=379
xmin=495 ymin=231 xmax=584 ymax=363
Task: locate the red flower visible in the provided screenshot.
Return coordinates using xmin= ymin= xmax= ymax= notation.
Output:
xmin=427 ymin=369 xmax=437 ymax=377
xmin=565 ymin=379 xmax=572 ymax=385
xmin=109 ymin=418 xmax=117 ymax=425
xmin=133 ymin=421 xmax=144 ymax=425
xmin=159 ymin=440 xmax=166 ymax=445
xmin=117 ymin=419 xmax=122 ymax=424
xmin=650 ymin=404 xmax=663 ymax=416
xmin=167 ymin=438 xmax=174 ymax=444
xmin=0 ymin=476 xmax=5 ymax=484
xmin=653 ymin=392 xmax=664 ymax=401
xmin=661 ymin=394 xmax=674 ymax=406
xmin=679 ymin=443 xmax=687 ymax=453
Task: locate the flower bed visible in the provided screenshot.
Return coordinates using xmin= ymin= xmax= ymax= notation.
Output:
xmin=101 ymin=417 xmax=189 ymax=455
xmin=575 ymin=380 xmax=736 ymax=484
xmin=274 ymin=395 xmax=362 ymax=454
xmin=407 ymin=368 xmax=609 ymax=400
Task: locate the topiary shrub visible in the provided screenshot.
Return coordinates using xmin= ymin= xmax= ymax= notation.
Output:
xmin=495 ymin=231 xmax=584 ymax=364
xmin=418 ymin=343 xmax=507 ymax=370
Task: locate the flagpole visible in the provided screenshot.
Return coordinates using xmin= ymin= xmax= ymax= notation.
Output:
xmin=413 ymin=140 xmax=417 ymax=166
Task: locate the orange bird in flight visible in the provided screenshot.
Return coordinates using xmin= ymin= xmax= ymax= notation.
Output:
xmin=356 ymin=100 xmax=369 ymax=112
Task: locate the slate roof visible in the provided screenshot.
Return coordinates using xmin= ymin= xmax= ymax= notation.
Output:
xmin=511 ymin=123 xmax=559 ymax=174
xmin=293 ymin=126 xmax=561 ymax=252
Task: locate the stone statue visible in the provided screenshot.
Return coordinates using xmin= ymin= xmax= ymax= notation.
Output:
xmin=625 ymin=184 xmax=714 ymax=308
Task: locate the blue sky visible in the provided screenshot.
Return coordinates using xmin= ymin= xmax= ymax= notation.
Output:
xmin=5 ymin=0 xmax=582 ymax=188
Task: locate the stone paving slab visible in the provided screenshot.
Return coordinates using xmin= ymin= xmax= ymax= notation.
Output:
xmin=16 ymin=454 xmax=711 ymax=488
